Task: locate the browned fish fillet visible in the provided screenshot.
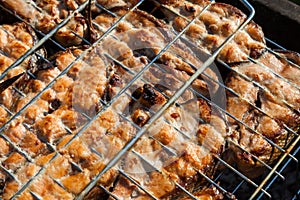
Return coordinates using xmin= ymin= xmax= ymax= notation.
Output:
xmin=101 ymin=83 xmax=227 ymax=199
xmin=0 ymin=22 xmax=45 ymax=125
xmin=1 ymin=28 xmax=227 ymax=200
xmin=0 ymin=22 xmax=42 ymax=76
xmin=94 ymin=8 xmax=221 ymax=96
xmin=0 ymin=44 xmax=117 ymax=198
xmin=0 ymin=0 xmax=88 ymax=46
xmin=225 ymin=51 xmax=300 ymax=177
xmin=154 ymin=0 xmax=266 ymax=63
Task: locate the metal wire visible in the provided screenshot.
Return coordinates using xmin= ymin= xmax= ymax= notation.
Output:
xmin=99 ymin=185 xmax=120 ymax=200
xmin=257 ymin=145 xmax=300 ymax=200
xmin=118 ymin=169 xmax=158 ymax=200
xmin=131 ymin=150 xmax=199 ymax=200
xmin=250 ymin=134 xmax=300 ymax=199
xmin=29 ymin=191 xmax=42 ymax=200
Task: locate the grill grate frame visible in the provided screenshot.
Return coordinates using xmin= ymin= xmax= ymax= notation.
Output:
xmin=0 ymin=0 xmax=298 ymax=199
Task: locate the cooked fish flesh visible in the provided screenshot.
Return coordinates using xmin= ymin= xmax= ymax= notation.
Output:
xmin=225 ymin=51 xmax=300 ymax=177
xmin=155 ymin=0 xmax=266 ymax=63
xmin=0 ymin=0 xmax=89 ymax=46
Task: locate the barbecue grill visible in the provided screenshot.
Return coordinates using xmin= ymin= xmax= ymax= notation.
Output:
xmin=0 ymin=0 xmax=299 ymax=199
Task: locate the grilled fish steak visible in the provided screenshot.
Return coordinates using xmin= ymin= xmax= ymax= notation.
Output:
xmin=0 ymin=22 xmax=46 ymax=122
xmin=106 ymin=89 xmax=227 ymax=199
xmin=153 ymin=0 xmax=266 ymax=63
xmin=225 ymin=51 xmax=300 ymax=177
xmin=92 ymin=10 xmax=226 ymax=198
xmin=0 ymin=7 xmax=228 ymax=199
xmin=0 ymin=22 xmax=43 ymax=77
xmin=0 ymin=0 xmax=89 ymax=46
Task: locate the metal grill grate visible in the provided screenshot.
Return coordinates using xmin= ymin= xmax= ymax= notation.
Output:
xmin=0 ymin=0 xmax=299 ymax=199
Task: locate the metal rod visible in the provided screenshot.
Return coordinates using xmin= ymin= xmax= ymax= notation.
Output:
xmin=0 ymin=104 xmax=13 ymax=116
xmin=99 ymin=185 xmax=121 ymax=200
xmin=256 ymin=145 xmax=300 ymax=200
xmin=0 ymin=73 xmax=24 ymax=94
xmin=95 ymin=2 xmax=118 ymax=17
xmin=232 ymin=180 xmax=245 ymax=194
xmin=29 ymin=191 xmax=43 ymax=200
xmin=119 ymin=170 xmax=158 ymax=200
xmin=131 ymin=150 xmax=199 ymax=200
xmin=0 ymin=164 xmax=20 ymax=182
xmin=265 ymin=38 xmax=286 ymax=50
xmin=250 ymin=134 xmax=300 ymax=199
xmin=214 ymin=155 xmax=271 ymax=198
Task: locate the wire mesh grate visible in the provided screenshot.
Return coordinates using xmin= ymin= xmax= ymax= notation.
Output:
xmin=0 ymin=0 xmax=298 ymax=199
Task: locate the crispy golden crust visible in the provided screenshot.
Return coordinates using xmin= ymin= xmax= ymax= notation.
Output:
xmin=1 ymin=0 xmax=88 ymax=46
xmin=0 ymin=22 xmax=47 ymax=116
xmin=106 ymin=94 xmax=226 ymax=199
xmin=0 ymin=22 xmax=40 ymax=77
xmin=158 ymin=1 xmax=266 ymax=63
